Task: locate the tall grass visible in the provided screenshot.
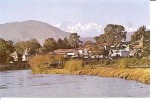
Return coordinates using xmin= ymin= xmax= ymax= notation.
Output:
xmin=54 ymin=55 xmax=64 ymax=61
xmin=116 ymin=58 xmax=129 ymax=69
xmin=28 ymin=54 xmax=55 ymax=73
xmin=116 ymin=57 xmax=150 ymax=69
xmin=64 ymin=59 xmax=84 ymax=71
xmin=131 ymin=57 xmax=149 ymax=65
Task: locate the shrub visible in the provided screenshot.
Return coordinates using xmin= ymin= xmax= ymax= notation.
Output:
xmin=103 ymin=60 xmax=111 ymax=65
xmin=140 ymin=57 xmax=150 ymax=65
xmin=54 ymin=55 xmax=64 ymax=61
xmin=127 ymin=57 xmax=150 ymax=66
xmin=28 ymin=54 xmax=55 ymax=70
xmin=64 ymin=59 xmax=84 ymax=71
xmin=116 ymin=58 xmax=129 ymax=69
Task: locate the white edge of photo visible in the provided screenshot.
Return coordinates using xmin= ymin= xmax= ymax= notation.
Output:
xmin=1 ymin=0 xmax=154 ymax=100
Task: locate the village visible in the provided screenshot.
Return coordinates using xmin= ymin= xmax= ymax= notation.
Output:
xmin=9 ymin=36 xmax=143 ymax=64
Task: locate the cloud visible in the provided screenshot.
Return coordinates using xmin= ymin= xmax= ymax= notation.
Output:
xmin=55 ymin=22 xmax=139 ymax=37
xmin=55 ymin=22 xmax=103 ymax=37
xmin=124 ymin=25 xmax=150 ymax=32
xmin=124 ymin=25 xmax=137 ymax=32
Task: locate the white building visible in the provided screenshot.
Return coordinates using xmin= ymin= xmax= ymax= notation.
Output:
xmin=10 ymin=49 xmax=29 ymax=62
xmin=22 ymin=48 xmax=29 ymax=61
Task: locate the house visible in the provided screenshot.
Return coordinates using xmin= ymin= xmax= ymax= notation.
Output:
xmin=10 ymin=51 xmax=23 ymax=62
xmin=110 ymin=49 xmax=130 ymax=58
xmin=53 ymin=49 xmax=79 ymax=58
xmin=67 ymin=49 xmax=79 ymax=58
xmin=53 ymin=47 xmax=92 ymax=58
xmin=97 ymin=41 xmax=130 ymax=58
xmin=53 ymin=49 xmax=69 ymax=55
xmin=22 ymin=48 xmax=29 ymax=61
xmin=77 ymin=47 xmax=91 ymax=57
xmin=10 ymin=49 xmax=29 ymax=62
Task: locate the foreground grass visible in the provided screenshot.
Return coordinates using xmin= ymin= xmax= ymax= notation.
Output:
xmin=32 ymin=66 xmax=150 ymax=84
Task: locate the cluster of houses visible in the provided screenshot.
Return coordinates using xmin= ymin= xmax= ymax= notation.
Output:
xmin=9 ymin=38 xmax=143 ymax=63
xmin=53 ymin=45 xmax=92 ymax=58
xmin=52 ymin=39 xmax=143 ymax=60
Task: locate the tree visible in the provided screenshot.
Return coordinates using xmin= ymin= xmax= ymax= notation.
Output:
xmin=84 ymin=40 xmax=94 ymax=46
xmin=131 ymin=26 xmax=146 ymax=42
xmin=95 ymin=24 xmax=127 ymax=45
xmin=0 ymin=38 xmax=14 ymax=63
xmin=28 ymin=39 xmax=41 ymax=55
xmin=91 ymin=45 xmax=104 ymax=55
xmin=57 ymin=38 xmax=63 ymax=49
xmin=62 ymin=37 xmax=72 ymax=49
xmin=68 ymin=33 xmax=82 ymax=49
xmin=142 ymin=30 xmax=150 ymax=57
xmin=43 ymin=38 xmax=57 ymax=53
xmin=14 ymin=41 xmax=25 ymax=54
xmin=130 ymin=26 xmax=150 ymax=57
xmin=15 ymin=38 xmax=41 ymax=55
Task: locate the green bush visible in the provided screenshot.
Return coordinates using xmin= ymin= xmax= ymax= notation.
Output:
xmin=64 ymin=59 xmax=84 ymax=71
xmin=116 ymin=58 xmax=129 ymax=69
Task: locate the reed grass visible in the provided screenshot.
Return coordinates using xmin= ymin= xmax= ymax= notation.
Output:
xmin=64 ymin=59 xmax=84 ymax=71
xmin=32 ymin=66 xmax=150 ymax=84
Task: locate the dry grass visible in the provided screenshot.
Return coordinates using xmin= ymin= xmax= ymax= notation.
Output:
xmin=116 ymin=58 xmax=129 ymax=69
xmin=64 ymin=59 xmax=84 ymax=71
xmin=29 ymin=54 xmax=55 ymax=69
xmin=32 ymin=66 xmax=150 ymax=84
xmin=76 ymin=67 xmax=150 ymax=84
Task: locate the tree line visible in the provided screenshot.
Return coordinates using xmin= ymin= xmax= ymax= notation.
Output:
xmin=92 ymin=24 xmax=150 ymax=57
xmin=0 ymin=33 xmax=83 ymax=63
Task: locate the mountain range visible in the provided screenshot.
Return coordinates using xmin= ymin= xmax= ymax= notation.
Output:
xmin=0 ymin=20 xmax=133 ymax=44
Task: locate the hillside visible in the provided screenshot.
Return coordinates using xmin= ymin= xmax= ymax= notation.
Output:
xmin=0 ymin=20 xmax=70 ymax=43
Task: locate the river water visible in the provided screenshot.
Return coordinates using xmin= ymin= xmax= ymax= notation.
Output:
xmin=0 ymin=70 xmax=150 ymax=97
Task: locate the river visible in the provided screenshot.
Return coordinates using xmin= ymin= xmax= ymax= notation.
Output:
xmin=0 ymin=70 xmax=150 ymax=97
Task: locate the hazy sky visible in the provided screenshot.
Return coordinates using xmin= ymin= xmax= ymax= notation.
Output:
xmin=0 ymin=0 xmax=149 ymax=37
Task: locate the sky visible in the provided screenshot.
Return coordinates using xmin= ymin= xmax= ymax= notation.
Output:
xmin=0 ymin=0 xmax=150 ymax=37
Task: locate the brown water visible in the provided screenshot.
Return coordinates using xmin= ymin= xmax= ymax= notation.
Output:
xmin=0 ymin=70 xmax=150 ymax=97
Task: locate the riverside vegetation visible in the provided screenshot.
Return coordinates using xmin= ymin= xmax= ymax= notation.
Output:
xmin=28 ymin=54 xmax=150 ymax=84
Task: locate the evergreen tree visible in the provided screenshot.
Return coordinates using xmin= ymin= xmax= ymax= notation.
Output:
xmin=43 ymin=38 xmax=57 ymax=53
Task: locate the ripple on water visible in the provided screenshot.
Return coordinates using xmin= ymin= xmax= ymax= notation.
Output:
xmin=0 ymin=85 xmax=8 ymax=89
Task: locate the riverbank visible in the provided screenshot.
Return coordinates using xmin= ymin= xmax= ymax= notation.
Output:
xmin=0 ymin=63 xmax=30 ymax=71
xmin=32 ymin=67 xmax=150 ymax=84
xmin=0 ymin=70 xmax=150 ymax=97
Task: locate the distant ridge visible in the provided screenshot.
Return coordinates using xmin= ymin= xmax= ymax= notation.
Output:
xmin=0 ymin=20 xmax=70 ymax=44
xmin=0 ymin=20 xmax=133 ymax=44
